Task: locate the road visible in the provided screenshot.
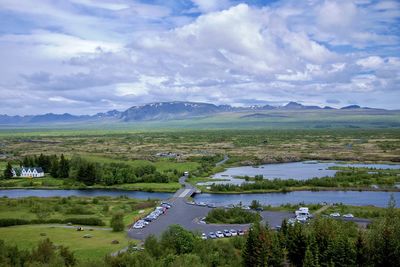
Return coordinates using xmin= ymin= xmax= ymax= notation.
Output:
xmin=128 ymin=173 xmax=293 ymax=240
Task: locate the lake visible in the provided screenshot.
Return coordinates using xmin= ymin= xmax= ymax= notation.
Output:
xmin=193 ymin=191 xmax=400 ymax=208
xmin=0 ymin=189 xmax=398 ymax=207
xmin=200 ymin=161 xmax=400 ymax=185
xmin=0 ymin=189 xmax=172 ymax=199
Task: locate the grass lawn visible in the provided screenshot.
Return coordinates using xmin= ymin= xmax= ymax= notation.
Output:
xmin=321 ymin=204 xmax=392 ymax=219
xmin=0 ymin=196 xmax=157 ymax=227
xmin=0 ymin=225 xmax=133 ymax=261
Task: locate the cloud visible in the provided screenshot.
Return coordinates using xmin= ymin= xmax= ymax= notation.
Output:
xmin=0 ymin=0 xmax=399 ymax=115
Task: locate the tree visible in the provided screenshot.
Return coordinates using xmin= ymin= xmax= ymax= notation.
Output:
xmin=242 ymin=224 xmax=262 ymax=267
xmin=50 ymin=156 xmax=59 ymax=178
xmin=110 ymin=213 xmax=125 ymax=232
xmin=160 ymin=225 xmax=195 ymax=254
xmin=31 ymin=238 xmax=55 ymax=264
xmin=59 ymin=246 xmax=76 ymax=267
xmin=144 ymin=235 xmax=162 ymax=259
xmin=368 ymin=194 xmax=400 ymax=266
xmin=250 ymin=200 xmax=262 ymax=210
xmin=3 ymin=162 xmax=13 ymax=179
xmin=355 ymin=231 xmax=369 ymax=267
xmin=58 ymin=154 xmax=70 ymax=178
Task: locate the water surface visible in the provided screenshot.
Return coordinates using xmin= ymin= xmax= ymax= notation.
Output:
xmin=202 ymin=161 xmax=400 ymax=185
xmin=193 ymin=191 xmax=400 ymax=208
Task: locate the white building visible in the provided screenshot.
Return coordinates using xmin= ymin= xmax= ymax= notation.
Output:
xmin=12 ymin=167 xmax=44 ymax=178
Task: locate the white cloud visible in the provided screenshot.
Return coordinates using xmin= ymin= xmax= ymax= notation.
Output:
xmin=0 ymin=0 xmax=399 ymax=114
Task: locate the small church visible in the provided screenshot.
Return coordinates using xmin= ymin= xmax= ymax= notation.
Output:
xmin=12 ymin=167 xmax=44 ymax=178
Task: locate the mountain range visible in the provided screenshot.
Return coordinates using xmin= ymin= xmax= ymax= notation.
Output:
xmin=0 ymin=101 xmax=389 ymax=124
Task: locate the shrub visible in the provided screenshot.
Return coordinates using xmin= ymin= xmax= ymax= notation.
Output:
xmin=205 ymin=207 xmax=261 ymax=224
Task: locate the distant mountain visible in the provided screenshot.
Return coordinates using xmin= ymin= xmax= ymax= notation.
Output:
xmin=282 ymin=101 xmax=322 ymax=110
xmin=341 ymin=105 xmax=361 ymax=110
xmin=120 ymin=102 xmax=221 ymax=121
xmin=0 ymin=101 xmax=390 ymax=124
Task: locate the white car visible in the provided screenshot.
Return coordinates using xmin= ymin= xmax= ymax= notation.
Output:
xmin=201 ymin=233 xmax=207 ymax=240
xmin=343 ymin=213 xmax=354 ymax=218
xmin=330 ymin=212 xmax=341 ymax=217
xmin=133 ymin=222 xmax=145 ymax=229
xmin=216 ymin=231 xmax=224 ymax=238
xmin=230 ymin=229 xmax=238 ymax=236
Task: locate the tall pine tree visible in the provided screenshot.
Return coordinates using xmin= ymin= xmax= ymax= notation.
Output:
xmin=58 ymin=154 xmax=69 ymax=178
xmin=3 ymin=162 xmax=13 ymax=179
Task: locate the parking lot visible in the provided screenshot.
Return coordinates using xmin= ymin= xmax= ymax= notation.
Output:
xmin=128 ymin=195 xmax=294 ymax=240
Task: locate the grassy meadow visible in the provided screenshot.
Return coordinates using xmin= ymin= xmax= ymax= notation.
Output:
xmin=0 ymin=196 xmax=160 ymax=260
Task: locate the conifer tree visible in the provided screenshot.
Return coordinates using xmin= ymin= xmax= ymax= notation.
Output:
xmin=3 ymin=162 xmax=13 ymax=179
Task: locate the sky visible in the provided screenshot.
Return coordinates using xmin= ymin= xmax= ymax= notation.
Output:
xmin=0 ymin=0 xmax=399 ymax=115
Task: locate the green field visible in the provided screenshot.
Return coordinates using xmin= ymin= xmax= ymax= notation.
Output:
xmin=0 ymin=196 xmax=161 ymax=261
xmin=0 ymin=225 xmax=131 ymax=261
xmin=0 ymin=196 xmax=157 ymax=227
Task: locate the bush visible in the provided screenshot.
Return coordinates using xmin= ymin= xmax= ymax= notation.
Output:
xmin=205 ymin=207 xmax=261 ymax=224
xmin=0 ymin=217 xmax=104 ymax=227
xmin=110 ymin=213 xmax=125 ymax=232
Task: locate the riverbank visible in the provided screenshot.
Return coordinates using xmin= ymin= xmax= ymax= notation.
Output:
xmin=198 ymin=186 xmax=400 ymax=194
xmin=0 ymin=177 xmax=181 ymax=192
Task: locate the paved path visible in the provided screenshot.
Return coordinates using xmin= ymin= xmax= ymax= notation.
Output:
xmin=216 ymin=155 xmax=229 ymax=166
xmin=314 ymin=204 xmax=333 ymax=214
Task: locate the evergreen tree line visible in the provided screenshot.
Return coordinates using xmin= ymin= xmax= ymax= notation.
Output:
xmin=2 ymin=154 xmax=180 ymax=185
xmin=2 ymin=154 xmax=69 ymax=179
xmin=68 ymin=155 xmax=179 ymax=186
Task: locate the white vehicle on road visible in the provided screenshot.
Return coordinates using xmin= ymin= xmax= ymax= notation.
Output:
xmin=343 ymin=213 xmax=354 ymax=218
xmin=216 ymin=231 xmax=224 ymax=238
xmin=330 ymin=212 xmax=341 ymax=217
xmin=230 ymin=229 xmax=238 ymax=236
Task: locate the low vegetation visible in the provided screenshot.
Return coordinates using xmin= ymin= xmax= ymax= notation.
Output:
xmin=209 ymin=167 xmax=400 ymax=193
xmin=205 ymin=207 xmax=261 ymax=224
xmin=0 ymin=196 xmax=157 ymax=228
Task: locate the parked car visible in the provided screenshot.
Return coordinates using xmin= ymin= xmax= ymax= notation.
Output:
xmin=208 ymin=232 xmax=217 ymax=239
xmin=207 ymin=203 xmax=216 ymax=208
xmin=224 ymin=229 xmax=232 ymax=237
xmin=242 ymin=206 xmax=251 ymax=210
xmin=238 ymin=230 xmax=245 ymax=236
xmin=230 ymin=229 xmax=238 ymax=236
xmin=201 ymin=233 xmax=207 ymax=240
xmin=330 ymin=212 xmax=341 ymax=217
xmin=133 ymin=221 xmax=145 ymax=229
xmin=161 ymin=203 xmax=171 ymax=209
xmin=343 ymin=213 xmax=354 ymax=218
xmin=216 ymin=231 xmax=224 ymax=238
xmin=197 ymin=202 xmax=207 ymax=207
